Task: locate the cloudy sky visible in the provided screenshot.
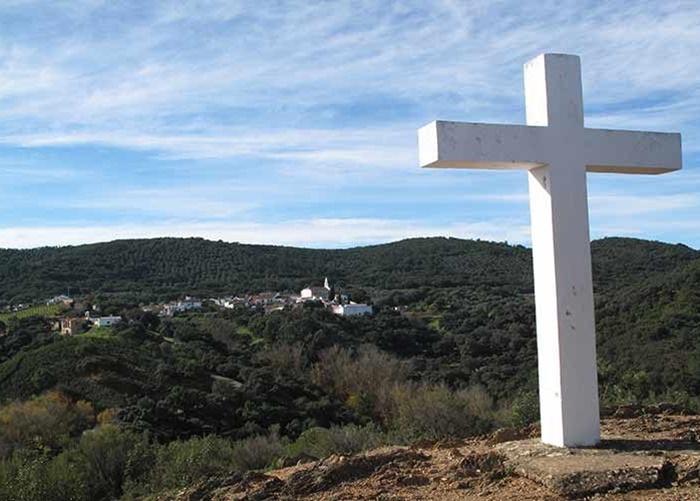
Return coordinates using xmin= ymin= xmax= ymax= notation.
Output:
xmin=1 ymin=0 xmax=698 ymax=249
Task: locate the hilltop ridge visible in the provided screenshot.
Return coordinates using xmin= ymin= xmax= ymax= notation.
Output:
xmin=0 ymin=236 xmax=696 ymax=305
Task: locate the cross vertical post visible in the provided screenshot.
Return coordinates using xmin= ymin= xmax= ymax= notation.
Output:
xmin=525 ymin=54 xmax=599 ymax=446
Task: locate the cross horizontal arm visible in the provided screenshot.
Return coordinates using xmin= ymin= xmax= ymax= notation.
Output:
xmin=419 ymin=120 xmax=548 ymax=170
xmin=584 ymin=128 xmax=682 ymax=174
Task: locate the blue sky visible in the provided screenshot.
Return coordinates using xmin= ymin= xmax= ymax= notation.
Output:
xmin=1 ymin=0 xmax=699 ymax=249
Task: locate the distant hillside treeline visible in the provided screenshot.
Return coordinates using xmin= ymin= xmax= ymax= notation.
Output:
xmin=0 ymin=236 xmax=696 ymax=304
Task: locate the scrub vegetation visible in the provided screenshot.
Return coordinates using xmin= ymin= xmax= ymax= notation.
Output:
xmin=0 ymin=236 xmax=698 ymax=499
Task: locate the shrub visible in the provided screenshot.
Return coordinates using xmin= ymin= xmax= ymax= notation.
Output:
xmin=390 ymin=383 xmax=493 ymax=441
xmin=505 ymin=390 xmax=540 ymax=428
xmin=72 ymin=424 xmax=144 ymax=500
xmin=148 ymin=435 xmax=237 ymax=491
xmin=0 ymin=451 xmax=87 ymax=501
xmin=121 ymin=438 xmax=158 ymax=500
xmin=458 ymin=385 xmax=494 ymax=418
xmin=0 ymin=425 xmax=141 ymax=501
xmin=0 ymin=392 xmax=94 ymax=459
xmin=96 ymin=408 xmax=120 ymax=426
xmin=312 ymin=345 xmax=407 ymax=423
xmin=231 ymin=433 xmax=285 ymax=471
xmin=286 ymin=423 xmax=385 ymax=460
xmin=257 ymin=343 xmax=308 ymax=376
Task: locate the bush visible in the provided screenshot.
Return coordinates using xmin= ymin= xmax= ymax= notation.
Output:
xmin=257 ymin=343 xmax=308 ymax=376
xmin=312 ymin=345 xmax=407 ymax=423
xmin=0 ymin=392 xmax=94 ymax=459
xmin=286 ymin=423 xmax=385 ymax=460
xmin=391 ymin=383 xmax=493 ymax=441
xmin=231 ymin=434 xmax=285 ymax=471
xmin=458 ymin=385 xmax=494 ymax=418
xmin=148 ymin=435 xmax=237 ymax=492
xmin=122 ymin=439 xmax=158 ymax=499
xmin=0 ymin=425 xmax=143 ymax=501
xmin=0 ymin=451 xmax=87 ymax=501
xmin=72 ymin=425 xmax=144 ymax=500
xmin=505 ymin=390 xmax=540 ymax=428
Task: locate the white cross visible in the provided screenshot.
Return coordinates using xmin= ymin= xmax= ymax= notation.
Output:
xmin=418 ymin=53 xmax=682 ymax=447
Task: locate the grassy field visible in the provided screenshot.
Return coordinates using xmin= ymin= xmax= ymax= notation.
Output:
xmin=84 ymin=326 xmax=114 ymax=338
xmin=0 ymin=304 xmax=64 ymax=322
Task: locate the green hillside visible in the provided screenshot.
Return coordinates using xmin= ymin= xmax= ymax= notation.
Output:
xmin=0 ymin=235 xmax=698 ymax=408
xmin=0 ymin=236 xmax=696 ymax=305
xmin=0 ymin=236 xmax=699 ymax=500
xmin=0 ymin=237 xmax=531 ymax=304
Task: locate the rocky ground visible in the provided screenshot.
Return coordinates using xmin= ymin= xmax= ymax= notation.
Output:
xmin=162 ymin=406 xmax=700 ymax=500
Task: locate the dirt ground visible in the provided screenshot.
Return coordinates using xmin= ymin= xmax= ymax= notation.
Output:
xmin=167 ymin=410 xmax=700 ymax=500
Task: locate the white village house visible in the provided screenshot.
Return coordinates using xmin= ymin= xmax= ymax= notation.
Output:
xmin=90 ymin=315 xmax=122 ymax=328
xmin=163 ymin=297 xmax=203 ymax=316
xmin=301 ymin=278 xmax=372 ymax=316
xmin=48 ymin=294 xmax=73 ymax=306
xmin=331 ymin=303 xmax=372 ymax=317
xmin=300 ymin=277 xmax=333 ymax=301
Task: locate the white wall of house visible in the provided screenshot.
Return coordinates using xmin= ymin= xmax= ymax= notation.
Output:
xmin=331 ymin=304 xmax=372 ymax=316
xmin=93 ymin=316 xmax=122 ymax=327
xmin=178 ymin=301 xmax=202 ymax=310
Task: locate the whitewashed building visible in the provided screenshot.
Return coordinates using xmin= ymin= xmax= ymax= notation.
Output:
xmin=48 ymin=295 xmax=73 ymax=305
xmin=301 ymin=277 xmax=333 ymax=301
xmin=177 ymin=297 xmax=203 ymax=310
xmin=92 ymin=316 xmax=122 ymax=327
xmin=163 ymin=297 xmax=203 ymax=316
xmin=331 ymin=303 xmax=372 ymax=316
xmin=300 ymin=287 xmax=330 ymax=301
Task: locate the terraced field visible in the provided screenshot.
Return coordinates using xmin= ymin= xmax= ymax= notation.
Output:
xmin=0 ymin=304 xmax=64 ymax=322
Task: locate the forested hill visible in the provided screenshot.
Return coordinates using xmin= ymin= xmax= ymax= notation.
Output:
xmin=1 ymin=236 xmax=700 ymax=500
xmin=0 ymin=236 xmax=697 ymax=304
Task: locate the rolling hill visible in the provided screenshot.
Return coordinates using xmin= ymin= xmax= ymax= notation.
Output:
xmin=0 ymin=236 xmax=696 ymax=305
xmin=1 ymin=236 xmax=699 ymax=500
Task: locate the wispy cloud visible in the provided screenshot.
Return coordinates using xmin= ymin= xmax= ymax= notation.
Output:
xmin=589 ymin=193 xmax=699 ymax=217
xmin=1 ymin=127 xmax=415 ymax=168
xmin=62 ymin=187 xmax=258 ymax=218
xmin=0 ymin=1 xmax=699 ymax=248
xmin=0 ymin=217 xmax=531 ymax=249
xmin=0 ymin=164 xmax=78 ymax=180
xmin=3 ymin=1 xmax=699 ymax=137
